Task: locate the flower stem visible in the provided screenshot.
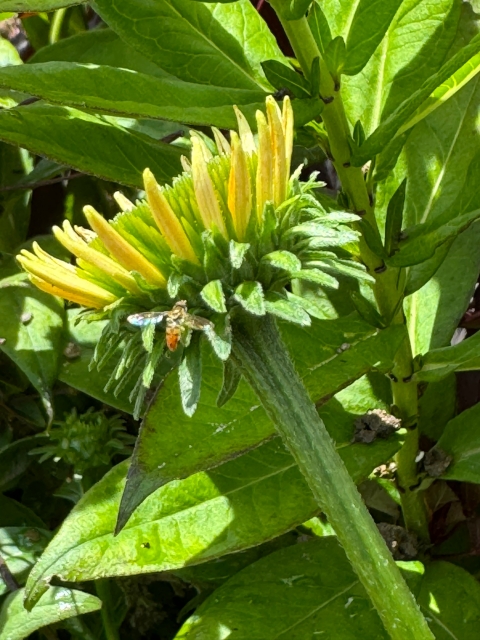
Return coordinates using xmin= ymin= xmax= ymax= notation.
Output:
xmin=271 ymin=6 xmax=430 ymax=542
xmin=231 ymin=313 xmax=434 ymax=640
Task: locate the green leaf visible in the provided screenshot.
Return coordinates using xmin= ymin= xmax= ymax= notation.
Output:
xmin=0 ymin=277 xmax=64 ymax=422
xmin=264 ymin=291 xmax=311 ymax=326
xmin=0 ymin=587 xmax=101 ymax=640
xmin=116 ymin=316 xmax=405 ymax=529
xmin=400 ymin=73 xmax=480 ymax=354
xmin=415 ymin=330 xmax=480 ymax=382
xmin=30 ymin=27 xmax=175 ymax=78
xmin=262 ymin=250 xmax=302 ymax=273
xmin=176 ymin=542 xmax=480 ymax=640
xmin=0 ymin=526 xmax=51 ymax=596
xmin=179 ymin=333 xmax=202 ymax=417
xmin=384 ymin=178 xmax=406 ymax=256
xmin=416 ymin=561 xmax=480 ymax=638
xmin=343 ymin=0 xmax=404 ymax=76
xmin=25 ymin=422 xmax=402 ymax=606
xmin=234 ymin=281 xmax=266 ymax=315
xmin=292 ymin=268 xmax=339 ymax=288
xmin=176 ymin=537 xmax=389 ymax=638
xmin=350 ymin=291 xmax=385 ymax=328
xmin=0 ymin=0 xmax=81 ymax=9
xmin=217 ymin=358 xmax=242 ymax=408
xmin=435 ymin=403 xmax=480 ymax=483
xmin=201 ymin=280 xmax=227 ymax=314
xmin=92 ymin=0 xmax=285 ymax=90
xmin=325 ymin=36 xmax=346 ymax=81
xmin=387 ymin=207 xmax=480 ymax=267
xmin=229 ymin=240 xmax=250 ymax=269
xmin=0 ymin=102 xmax=183 ymax=188
xmin=261 ymin=59 xmax=311 ymax=98
xmin=399 ymin=49 xmax=480 ymax=136
xmin=0 ymin=62 xmax=272 ymax=129
xmin=352 ymin=32 xmax=480 ymax=165
xmin=342 ymin=0 xmax=461 ymax=137
xmin=308 ymin=1 xmax=332 ymax=57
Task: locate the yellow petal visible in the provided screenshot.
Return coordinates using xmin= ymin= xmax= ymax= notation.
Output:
xmin=18 ymin=252 xmax=117 ymax=308
xmin=266 ymin=95 xmax=287 ymax=207
xmin=181 ymin=155 xmax=192 ymax=172
xmin=233 ymin=105 xmax=256 ymax=155
xmin=255 ymin=109 xmax=273 ymax=222
xmin=83 ymin=206 xmax=167 ymax=288
xmin=28 ymin=275 xmax=105 ymax=309
xmin=114 ymin=192 xmax=135 ymax=212
xmin=228 ymin=131 xmax=251 ymax=241
xmin=53 ymin=221 xmax=142 ymax=295
xmin=212 ymin=127 xmax=231 ymax=156
xmin=143 ymin=168 xmax=200 ymax=265
xmin=282 ymin=95 xmax=294 ymax=180
xmin=191 ymin=136 xmax=227 ymax=237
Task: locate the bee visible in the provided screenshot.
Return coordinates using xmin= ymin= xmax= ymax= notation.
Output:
xmin=127 ymin=300 xmax=213 ymax=352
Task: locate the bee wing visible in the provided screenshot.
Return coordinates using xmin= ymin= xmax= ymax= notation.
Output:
xmin=127 ymin=311 xmax=168 ymax=327
xmin=186 ymin=314 xmax=214 ymax=331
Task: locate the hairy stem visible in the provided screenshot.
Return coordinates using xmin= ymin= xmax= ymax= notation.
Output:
xmin=231 ymin=313 xmax=434 ymax=640
xmin=272 ymin=6 xmax=429 ymax=541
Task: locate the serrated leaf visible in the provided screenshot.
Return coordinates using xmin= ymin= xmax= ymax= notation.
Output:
xmin=217 ymin=358 xmax=242 ymax=408
xmin=0 ymin=277 xmax=64 ymax=423
xmin=262 ymin=250 xmax=302 ymax=273
xmin=25 ymin=421 xmax=403 ymax=606
xmin=92 ymin=0 xmax=286 ymax=90
xmin=264 ymin=291 xmax=311 ymax=326
xmin=234 ymin=281 xmax=265 ymax=315
xmin=352 ymin=32 xmax=480 ymax=165
xmin=0 ymin=103 xmax=183 ymax=188
xmin=201 ymin=280 xmax=226 ymax=314
xmin=0 ymin=587 xmax=101 ymax=640
xmin=261 ymin=59 xmax=311 ymax=98
xmin=179 ymin=333 xmax=202 ymax=417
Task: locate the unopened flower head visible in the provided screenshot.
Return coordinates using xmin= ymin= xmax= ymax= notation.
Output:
xmin=17 ymin=96 xmax=370 ymax=417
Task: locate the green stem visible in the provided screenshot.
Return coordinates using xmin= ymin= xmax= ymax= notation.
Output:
xmin=95 ymin=580 xmax=120 ymax=640
xmin=231 ymin=313 xmax=434 ymax=640
xmin=272 ymin=6 xmax=430 ymax=541
xmin=391 ymin=328 xmax=430 ymax=542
